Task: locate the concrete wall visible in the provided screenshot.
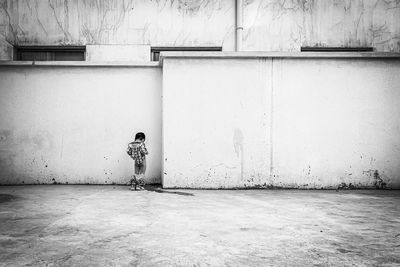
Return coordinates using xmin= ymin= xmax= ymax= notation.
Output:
xmin=162 ymin=55 xmax=400 ymax=189
xmin=162 ymin=58 xmax=271 ymax=188
xmin=272 ymin=57 xmax=400 ymax=189
xmin=0 ymin=0 xmax=235 ymax=57
xmin=1 ymin=55 xmax=399 ymax=188
xmin=0 ymin=64 xmax=162 ymax=184
xmin=244 ymin=0 xmax=400 ymax=52
xmin=1 ymin=0 xmax=400 ymax=60
xmin=86 ymin=45 xmax=151 ymax=62
xmin=0 ymin=35 xmax=13 ymax=60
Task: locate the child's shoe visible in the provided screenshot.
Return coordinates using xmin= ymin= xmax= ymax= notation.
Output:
xmin=129 ymin=184 xmax=137 ymax=191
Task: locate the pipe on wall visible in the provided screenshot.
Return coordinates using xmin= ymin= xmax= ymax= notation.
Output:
xmin=236 ymin=0 xmax=243 ymax=51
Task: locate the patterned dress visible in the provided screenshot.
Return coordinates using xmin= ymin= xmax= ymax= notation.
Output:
xmin=127 ymin=141 xmax=148 ymax=188
xmin=127 ymin=141 xmax=148 ymax=166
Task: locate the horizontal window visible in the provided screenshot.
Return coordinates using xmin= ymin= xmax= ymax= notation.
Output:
xmin=301 ymin=47 xmax=373 ymax=52
xmin=151 ymin=46 xmax=222 ymax=61
xmin=15 ymin=46 xmax=86 ymax=61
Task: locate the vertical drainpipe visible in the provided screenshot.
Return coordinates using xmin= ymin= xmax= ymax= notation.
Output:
xmin=236 ymin=0 xmax=243 ymax=51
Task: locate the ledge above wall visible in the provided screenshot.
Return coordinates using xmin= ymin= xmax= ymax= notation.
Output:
xmin=159 ymin=51 xmax=400 ymax=64
xmin=0 ymin=61 xmax=161 ymax=67
xmin=1 ymin=52 xmax=399 ymax=68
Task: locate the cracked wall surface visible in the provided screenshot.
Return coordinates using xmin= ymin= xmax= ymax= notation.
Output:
xmin=0 ymin=0 xmax=235 ymax=53
xmin=0 ymin=34 xmax=12 ymax=60
xmin=244 ymin=0 xmax=400 ymax=52
xmin=1 ymin=0 xmax=400 ymax=60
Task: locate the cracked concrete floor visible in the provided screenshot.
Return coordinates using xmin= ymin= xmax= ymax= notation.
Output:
xmin=0 ymin=186 xmax=399 ymax=266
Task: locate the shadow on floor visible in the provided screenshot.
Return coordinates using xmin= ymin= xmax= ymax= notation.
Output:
xmin=144 ymin=185 xmax=194 ymax=196
xmin=0 ymin=194 xmax=19 ymax=203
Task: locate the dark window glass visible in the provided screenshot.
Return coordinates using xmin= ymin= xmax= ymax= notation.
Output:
xmin=301 ymin=47 xmax=373 ymax=52
xmin=151 ymin=47 xmax=222 ymax=61
xmin=16 ymin=46 xmax=86 ymax=61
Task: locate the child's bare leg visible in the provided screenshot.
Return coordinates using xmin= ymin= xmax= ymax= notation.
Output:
xmin=134 ymin=161 xmax=141 ymax=175
xmin=129 ymin=175 xmax=137 ymax=190
xmin=131 ymin=162 xmax=141 ymax=190
xmin=142 ymin=159 xmax=147 ymax=176
xmin=137 ymin=163 xmax=146 ymax=189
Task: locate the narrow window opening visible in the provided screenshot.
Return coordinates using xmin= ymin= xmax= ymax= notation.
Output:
xmin=151 ymin=46 xmax=222 ymax=61
xmin=15 ymin=46 xmax=86 ymax=61
xmin=301 ymin=47 xmax=374 ymax=52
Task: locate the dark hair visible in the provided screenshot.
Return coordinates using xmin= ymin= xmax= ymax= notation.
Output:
xmin=135 ymin=132 xmax=145 ymax=141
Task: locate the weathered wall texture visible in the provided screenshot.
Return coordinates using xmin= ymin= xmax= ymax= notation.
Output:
xmin=0 ymin=34 xmax=12 ymax=60
xmin=0 ymin=65 xmax=162 ymax=184
xmin=1 ymin=0 xmax=400 ymax=60
xmin=244 ymin=0 xmax=400 ymax=52
xmin=0 ymin=0 xmax=236 ymax=52
xmin=162 ymin=57 xmax=400 ymax=189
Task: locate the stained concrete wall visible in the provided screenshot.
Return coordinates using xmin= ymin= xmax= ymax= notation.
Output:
xmin=1 ymin=0 xmax=400 ymax=60
xmin=0 ymin=35 xmax=13 ymax=60
xmin=0 ymin=0 xmax=236 ymax=57
xmin=162 ymin=54 xmax=400 ymax=189
xmin=0 ymin=64 xmax=162 ymax=184
xmin=244 ymin=0 xmax=400 ymax=52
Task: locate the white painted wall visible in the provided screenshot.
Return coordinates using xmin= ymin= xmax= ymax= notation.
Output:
xmin=86 ymin=45 xmax=150 ymax=62
xmin=272 ymin=58 xmax=400 ymax=189
xmin=162 ymin=56 xmax=400 ymax=189
xmin=163 ymin=58 xmax=272 ymax=188
xmin=1 ymin=55 xmax=399 ymax=188
xmin=0 ymin=65 xmax=162 ymax=184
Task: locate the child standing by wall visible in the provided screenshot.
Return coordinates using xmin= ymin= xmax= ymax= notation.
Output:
xmin=127 ymin=132 xmax=148 ymax=190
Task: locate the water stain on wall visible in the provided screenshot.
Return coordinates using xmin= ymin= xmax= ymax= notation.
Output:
xmin=0 ymin=129 xmax=17 ymax=182
xmin=233 ymin=128 xmax=244 ymax=179
xmin=373 ymin=170 xmax=386 ymax=189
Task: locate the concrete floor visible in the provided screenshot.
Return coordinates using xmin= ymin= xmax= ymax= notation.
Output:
xmin=0 ymin=186 xmax=399 ymax=267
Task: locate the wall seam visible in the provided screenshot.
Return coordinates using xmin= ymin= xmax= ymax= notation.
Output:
xmin=161 ymin=60 xmax=165 ymax=187
xmin=270 ymin=58 xmax=274 ymax=182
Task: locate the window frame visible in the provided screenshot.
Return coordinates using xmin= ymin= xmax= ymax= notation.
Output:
xmin=301 ymin=47 xmax=374 ymax=52
xmin=14 ymin=46 xmax=86 ymax=61
xmin=151 ymin=46 xmax=222 ymax=61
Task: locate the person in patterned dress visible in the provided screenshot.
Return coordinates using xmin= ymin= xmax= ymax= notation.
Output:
xmin=127 ymin=132 xmax=148 ymax=190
